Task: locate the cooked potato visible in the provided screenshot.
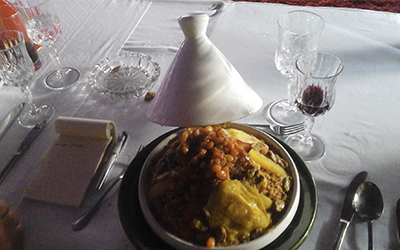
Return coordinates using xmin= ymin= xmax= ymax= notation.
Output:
xmin=226 ymin=128 xmax=261 ymax=144
xmin=248 ymin=149 xmax=287 ymax=176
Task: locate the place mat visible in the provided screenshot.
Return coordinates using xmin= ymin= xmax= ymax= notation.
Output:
xmin=118 ymin=128 xmax=317 ymax=250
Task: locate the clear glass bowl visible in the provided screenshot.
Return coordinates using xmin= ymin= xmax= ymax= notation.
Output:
xmin=88 ymin=52 xmax=160 ymax=100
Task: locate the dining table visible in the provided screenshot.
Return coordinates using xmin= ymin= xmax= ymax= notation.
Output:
xmin=1 ymin=0 xmax=400 ymax=249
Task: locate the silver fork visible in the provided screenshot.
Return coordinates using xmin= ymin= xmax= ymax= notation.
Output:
xmin=246 ymin=122 xmax=305 ymax=136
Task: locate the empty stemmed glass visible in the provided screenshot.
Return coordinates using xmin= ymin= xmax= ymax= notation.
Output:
xmin=13 ymin=0 xmax=80 ymax=90
xmin=0 ymin=30 xmax=54 ymax=127
xmin=267 ymin=11 xmax=325 ymax=125
xmin=285 ymin=52 xmax=344 ymax=161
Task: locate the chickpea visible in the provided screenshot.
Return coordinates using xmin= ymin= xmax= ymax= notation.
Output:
xmin=223 ymin=146 xmax=230 ymax=154
xmin=206 ymin=237 xmax=216 ymax=248
xmin=216 ymin=169 xmax=227 ymax=180
xmin=213 ymin=136 xmax=224 ymax=144
xmin=204 ymin=126 xmax=213 ymax=134
xmin=193 ymin=128 xmax=201 ymax=137
xmin=217 ymin=129 xmax=226 ymax=137
xmin=211 ymin=163 xmax=221 ymax=173
xmin=222 ymin=166 xmax=230 ymax=174
xmin=182 ymin=146 xmax=189 ymax=154
xmin=225 ymin=154 xmax=234 ymax=163
xmin=231 ymin=148 xmax=238 ymax=158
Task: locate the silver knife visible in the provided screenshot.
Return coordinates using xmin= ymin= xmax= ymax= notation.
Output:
xmin=331 ymin=171 xmax=368 ymax=250
xmin=0 ymin=121 xmax=46 ymax=185
xmin=396 ymin=198 xmax=400 ymax=245
xmin=0 ymin=103 xmax=25 ymax=140
xmin=95 ymin=131 xmax=128 ymax=190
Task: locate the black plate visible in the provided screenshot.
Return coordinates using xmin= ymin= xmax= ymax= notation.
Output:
xmin=118 ymin=128 xmax=317 ymax=250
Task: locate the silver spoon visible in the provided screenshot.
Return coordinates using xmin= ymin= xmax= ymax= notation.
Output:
xmin=353 ymin=181 xmax=384 ymax=250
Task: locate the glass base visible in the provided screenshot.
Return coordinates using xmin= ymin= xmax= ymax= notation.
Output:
xmin=285 ymin=134 xmax=325 ymax=162
xmin=18 ymin=104 xmax=55 ymax=128
xmin=266 ymin=99 xmax=305 ymax=125
xmin=45 ymin=67 xmax=80 ymax=90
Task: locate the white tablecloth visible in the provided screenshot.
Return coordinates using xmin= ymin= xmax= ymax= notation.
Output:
xmin=1 ymin=0 xmax=400 ymax=249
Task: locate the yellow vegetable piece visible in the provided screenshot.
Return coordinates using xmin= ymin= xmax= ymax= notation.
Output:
xmin=203 ymin=180 xmax=272 ymax=245
xmin=226 ymin=128 xmax=261 ymax=144
xmin=248 ymin=149 xmax=287 ymax=176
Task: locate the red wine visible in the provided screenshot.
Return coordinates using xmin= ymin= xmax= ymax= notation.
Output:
xmin=296 ymin=100 xmax=329 ymax=116
xmin=296 ymin=85 xmax=329 ymax=116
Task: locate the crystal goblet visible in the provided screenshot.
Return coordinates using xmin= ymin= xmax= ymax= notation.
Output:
xmin=13 ymin=0 xmax=80 ymax=90
xmin=0 ymin=30 xmax=54 ymax=127
xmin=267 ymin=11 xmax=325 ymax=125
xmin=285 ymin=52 xmax=344 ymax=161
xmin=0 ymin=4 xmax=41 ymax=71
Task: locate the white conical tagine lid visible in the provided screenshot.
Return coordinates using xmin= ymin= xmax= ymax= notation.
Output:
xmin=146 ymin=14 xmax=263 ymax=127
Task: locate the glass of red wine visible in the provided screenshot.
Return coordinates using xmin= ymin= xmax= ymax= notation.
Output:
xmin=285 ymin=52 xmax=343 ymax=161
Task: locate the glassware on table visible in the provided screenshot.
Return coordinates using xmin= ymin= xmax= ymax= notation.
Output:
xmin=285 ymin=52 xmax=344 ymax=161
xmin=88 ymin=52 xmax=161 ymax=101
xmin=0 ymin=30 xmax=54 ymax=127
xmin=13 ymin=0 xmax=80 ymax=90
xmin=267 ymin=11 xmax=325 ymax=125
xmin=0 ymin=3 xmax=41 ymax=70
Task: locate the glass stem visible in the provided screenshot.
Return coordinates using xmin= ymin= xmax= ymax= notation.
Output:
xmin=21 ymin=85 xmax=37 ymax=115
xmin=48 ymin=43 xmax=65 ymax=78
xmin=287 ymin=76 xmax=297 ymax=106
xmin=301 ymin=116 xmax=315 ymax=145
xmin=283 ymin=77 xmax=298 ymax=111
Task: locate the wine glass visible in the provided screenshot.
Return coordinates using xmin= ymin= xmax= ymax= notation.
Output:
xmin=0 ymin=30 xmax=54 ymax=127
xmin=285 ymin=52 xmax=344 ymax=161
xmin=12 ymin=0 xmax=80 ymax=90
xmin=0 ymin=4 xmax=41 ymax=71
xmin=267 ymin=11 xmax=325 ymax=125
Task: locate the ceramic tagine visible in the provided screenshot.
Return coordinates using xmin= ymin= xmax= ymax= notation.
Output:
xmin=146 ymin=13 xmax=263 ymax=127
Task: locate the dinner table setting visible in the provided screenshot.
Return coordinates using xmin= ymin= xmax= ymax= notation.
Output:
xmin=0 ymin=0 xmax=400 ymax=249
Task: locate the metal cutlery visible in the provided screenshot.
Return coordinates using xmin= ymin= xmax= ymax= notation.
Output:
xmin=72 ymin=144 xmax=143 ymax=231
xmin=331 ymin=171 xmax=368 ymax=250
xmin=245 ymin=122 xmax=305 ymax=136
xmin=0 ymin=121 xmax=46 ymax=185
xmin=72 ymin=174 xmax=123 ymax=231
xmin=96 ymin=131 xmax=128 ymax=190
xmin=353 ymin=181 xmax=384 ymax=250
